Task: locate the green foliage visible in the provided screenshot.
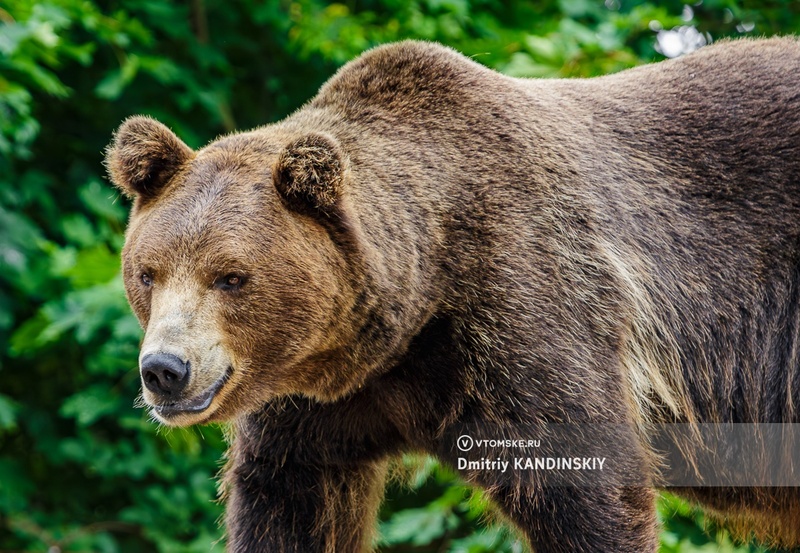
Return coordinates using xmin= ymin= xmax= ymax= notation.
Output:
xmin=1 ymin=0 xmax=799 ymax=551
xmin=379 ymin=457 xmax=526 ymax=552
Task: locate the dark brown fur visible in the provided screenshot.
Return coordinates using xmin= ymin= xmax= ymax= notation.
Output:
xmin=107 ymin=38 xmax=800 ymax=552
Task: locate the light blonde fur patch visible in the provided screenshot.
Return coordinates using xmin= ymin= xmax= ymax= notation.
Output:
xmin=598 ymin=240 xmax=694 ymax=431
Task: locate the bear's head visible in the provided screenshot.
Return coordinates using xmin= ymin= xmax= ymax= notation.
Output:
xmin=106 ymin=116 xmax=383 ymax=426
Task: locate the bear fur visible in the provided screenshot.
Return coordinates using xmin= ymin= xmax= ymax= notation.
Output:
xmin=107 ymin=38 xmax=800 ymax=552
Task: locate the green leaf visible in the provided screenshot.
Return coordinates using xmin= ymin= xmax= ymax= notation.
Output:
xmin=65 ymin=244 xmax=120 ymax=288
xmin=380 ymin=506 xmax=458 ymax=545
xmin=524 ymin=35 xmax=561 ymax=63
xmin=501 ymin=52 xmax=559 ymax=78
xmin=0 ymin=393 xmax=19 ymax=430
xmin=8 ymin=311 xmax=50 ymax=354
xmin=8 ymin=58 xmax=71 ymax=97
xmin=449 ymin=526 xmax=519 ymax=553
xmin=60 ymin=384 xmax=120 ymax=426
xmin=95 ymin=54 xmax=140 ymax=99
xmin=79 ymin=179 xmax=128 ymax=223
xmin=61 ymin=213 xmax=97 ymax=248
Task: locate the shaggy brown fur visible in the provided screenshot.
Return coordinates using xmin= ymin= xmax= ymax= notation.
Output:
xmin=107 ymin=37 xmax=800 ymax=552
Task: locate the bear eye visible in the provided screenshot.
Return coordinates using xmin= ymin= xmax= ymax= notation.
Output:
xmin=215 ymin=273 xmax=246 ymax=292
xmin=141 ymin=272 xmax=153 ymax=287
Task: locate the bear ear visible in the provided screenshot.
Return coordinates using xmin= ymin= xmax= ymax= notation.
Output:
xmin=273 ymin=133 xmax=346 ymax=214
xmin=105 ymin=115 xmax=194 ymax=200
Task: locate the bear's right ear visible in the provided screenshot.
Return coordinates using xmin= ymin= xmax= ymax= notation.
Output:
xmin=105 ymin=116 xmax=194 ymax=200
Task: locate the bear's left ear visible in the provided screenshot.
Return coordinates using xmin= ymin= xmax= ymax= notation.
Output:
xmin=273 ymin=133 xmax=346 ymax=214
xmin=105 ymin=115 xmax=194 ymax=200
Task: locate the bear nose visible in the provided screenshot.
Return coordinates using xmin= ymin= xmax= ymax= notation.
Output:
xmin=140 ymin=353 xmax=190 ymax=397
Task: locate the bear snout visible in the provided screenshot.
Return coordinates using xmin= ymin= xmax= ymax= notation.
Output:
xmin=140 ymin=352 xmax=191 ymax=398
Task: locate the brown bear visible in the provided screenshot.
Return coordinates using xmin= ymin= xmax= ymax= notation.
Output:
xmin=106 ymin=38 xmax=800 ymax=552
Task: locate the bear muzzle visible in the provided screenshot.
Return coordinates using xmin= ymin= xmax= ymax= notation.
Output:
xmin=139 ymin=351 xmax=233 ymax=422
xmin=151 ymin=367 xmax=232 ymax=419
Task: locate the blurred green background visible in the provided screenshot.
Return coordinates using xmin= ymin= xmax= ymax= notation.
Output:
xmin=1 ymin=0 xmax=799 ymax=551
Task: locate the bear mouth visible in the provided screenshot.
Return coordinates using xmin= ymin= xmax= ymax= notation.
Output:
xmin=153 ymin=367 xmax=233 ymax=418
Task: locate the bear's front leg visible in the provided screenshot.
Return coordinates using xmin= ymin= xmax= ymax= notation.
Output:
xmin=223 ymin=396 xmax=398 ymax=552
xmin=225 ymin=456 xmax=387 ymax=552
